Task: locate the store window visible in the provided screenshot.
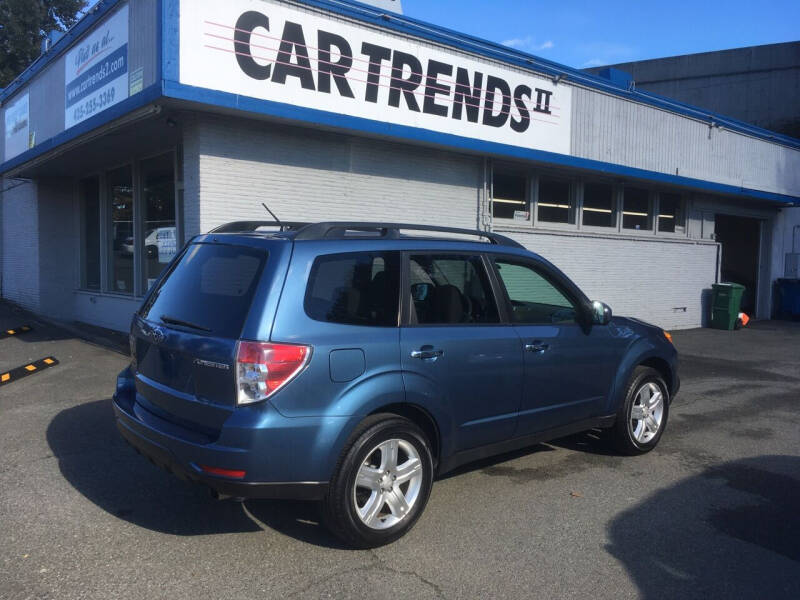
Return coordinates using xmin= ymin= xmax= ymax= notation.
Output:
xmin=108 ymin=166 xmax=134 ymax=294
xmin=536 ymin=177 xmax=574 ymax=224
xmin=658 ymin=192 xmax=685 ymax=233
xmin=582 ymin=182 xmax=616 ymax=228
xmin=79 ymin=177 xmax=101 ymax=290
xmin=142 ymin=153 xmax=177 ymax=290
xmin=492 ymin=173 xmax=528 ymax=221
xmin=622 ymin=187 xmax=652 ymax=231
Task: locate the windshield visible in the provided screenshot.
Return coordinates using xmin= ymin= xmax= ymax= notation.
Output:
xmin=140 ymin=243 xmax=267 ymax=338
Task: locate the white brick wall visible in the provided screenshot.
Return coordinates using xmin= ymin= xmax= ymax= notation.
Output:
xmin=499 ymin=228 xmax=718 ymax=330
xmin=1 ymin=179 xmax=40 ymax=311
xmin=37 ymin=178 xmax=78 ymax=321
xmin=189 ymin=116 xmax=483 ymax=235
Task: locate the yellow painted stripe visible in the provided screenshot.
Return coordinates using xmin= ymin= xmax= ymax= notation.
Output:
xmin=25 ymin=365 xmax=36 ymax=372
xmin=1 ymin=374 xmax=9 ymax=382
xmin=44 ymin=358 xmax=54 ymax=365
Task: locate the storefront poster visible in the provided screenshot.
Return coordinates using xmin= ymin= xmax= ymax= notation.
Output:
xmin=65 ymin=4 xmax=129 ymax=129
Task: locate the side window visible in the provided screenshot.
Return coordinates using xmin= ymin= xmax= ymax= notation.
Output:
xmin=305 ymin=252 xmax=400 ymax=326
xmin=408 ymin=255 xmax=499 ymax=325
xmin=494 ymin=260 xmax=577 ymax=324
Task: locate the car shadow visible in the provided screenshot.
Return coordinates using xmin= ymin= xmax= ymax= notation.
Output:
xmin=45 ymin=398 xmax=350 ymax=548
xmin=606 ymin=455 xmax=800 ymax=599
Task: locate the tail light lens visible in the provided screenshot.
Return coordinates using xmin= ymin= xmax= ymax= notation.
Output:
xmin=236 ymin=341 xmax=312 ymax=405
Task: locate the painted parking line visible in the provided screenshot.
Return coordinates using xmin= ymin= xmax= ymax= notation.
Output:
xmin=0 ymin=325 xmax=33 ymax=340
xmin=0 ymin=357 xmax=59 ymax=387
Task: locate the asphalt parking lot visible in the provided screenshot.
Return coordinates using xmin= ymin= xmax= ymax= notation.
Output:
xmin=1 ymin=301 xmax=798 ymax=600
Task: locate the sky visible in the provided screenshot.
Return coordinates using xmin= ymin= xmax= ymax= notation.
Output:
xmin=83 ymin=0 xmax=798 ymax=68
xmin=400 ymin=0 xmax=800 ymax=68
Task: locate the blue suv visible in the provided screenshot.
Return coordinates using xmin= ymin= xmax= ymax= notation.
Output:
xmin=114 ymin=221 xmax=679 ymax=547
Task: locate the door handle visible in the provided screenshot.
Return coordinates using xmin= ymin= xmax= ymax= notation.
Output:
xmin=411 ymin=348 xmax=444 ymax=361
xmin=525 ymin=342 xmax=550 ymax=354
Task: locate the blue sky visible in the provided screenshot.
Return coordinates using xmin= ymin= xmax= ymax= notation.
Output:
xmin=84 ymin=0 xmax=798 ymax=68
xmin=401 ymin=0 xmax=800 ymax=68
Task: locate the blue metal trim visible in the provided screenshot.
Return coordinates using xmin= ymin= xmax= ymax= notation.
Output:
xmin=0 ymin=83 xmax=162 ymax=175
xmin=282 ymin=0 xmax=800 ymax=151
xmin=162 ymin=81 xmax=800 ymax=205
xmin=0 ymin=0 xmax=128 ymax=104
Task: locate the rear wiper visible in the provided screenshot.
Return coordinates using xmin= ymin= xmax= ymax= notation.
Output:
xmin=160 ymin=315 xmax=212 ymax=332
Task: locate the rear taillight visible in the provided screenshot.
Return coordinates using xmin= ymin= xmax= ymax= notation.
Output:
xmin=235 ymin=341 xmax=312 ymax=406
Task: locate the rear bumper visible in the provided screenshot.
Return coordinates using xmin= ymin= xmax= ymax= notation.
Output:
xmin=114 ymin=407 xmax=328 ymax=500
xmin=112 ymin=368 xmax=355 ymax=501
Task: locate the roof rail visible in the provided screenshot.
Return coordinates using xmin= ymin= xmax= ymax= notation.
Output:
xmin=292 ymin=222 xmax=525 ymax=249
xmin=209 ymin=221 xmax=310 ymax=233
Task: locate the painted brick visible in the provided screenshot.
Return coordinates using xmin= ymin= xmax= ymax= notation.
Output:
xmin=499 ymin=228 xmax=718 ymax=330
xmin=190 ymin=116 xmax=483 ymax=235
xmin=1 ymin=179 xmax=40 ymax=311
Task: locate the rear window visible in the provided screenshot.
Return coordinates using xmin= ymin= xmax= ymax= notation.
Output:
xmin=305 ymin=252 xmax=400 ymax=326
xmin=140 ymin=243 xmax=267 ymax=338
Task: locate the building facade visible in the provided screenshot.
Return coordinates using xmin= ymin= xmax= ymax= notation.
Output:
xmin=1 ymin=0 xmax=799 ymax=332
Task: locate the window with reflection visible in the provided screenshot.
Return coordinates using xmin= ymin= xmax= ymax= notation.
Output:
xmin=537 ymin=177 xmax=574 ymax=224
xmin=658 ymin=192 xmax=685 ymax=233
xmin=622 ymin=187 xmax=651 ymax=231
xmin=582 ymin=183 xmax=616 ymax=228
xmin=492 ymin=173 xmax=528 ymax=220
xmin=108 ymin=166 xmax=134 ymax=294
xmin=141 ymin=153 xmax=177 ymax=290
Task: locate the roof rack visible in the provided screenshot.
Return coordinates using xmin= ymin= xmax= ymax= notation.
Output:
xmin=292 ymin=222 xmax=525 ymax=249
xmin=209 ymin=221 xmax=310 ymax=233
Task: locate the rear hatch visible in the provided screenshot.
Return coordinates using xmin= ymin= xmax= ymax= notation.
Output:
xmin=131 ymin=241 xmax=271 ymax=434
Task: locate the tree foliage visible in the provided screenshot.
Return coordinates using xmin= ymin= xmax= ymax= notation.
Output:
xmin=0 ymin=0 xmax=88 ymax=88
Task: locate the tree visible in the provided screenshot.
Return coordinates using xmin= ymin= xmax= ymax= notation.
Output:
xmin=0 ymin=0 xmax=88 ymax=88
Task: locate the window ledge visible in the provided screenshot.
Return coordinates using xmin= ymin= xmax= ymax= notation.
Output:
xmin=493 ymin=224 xmax=716 ymax=245
xmin=74 ymin=289 xmax=144 ymax=301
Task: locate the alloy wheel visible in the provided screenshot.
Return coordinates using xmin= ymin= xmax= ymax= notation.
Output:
xmin=353 ymin=438 xmax=424 ymax=530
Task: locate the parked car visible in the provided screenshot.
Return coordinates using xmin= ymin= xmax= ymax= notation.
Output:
xmin=114 ymin=221 xmax=679 ymax=548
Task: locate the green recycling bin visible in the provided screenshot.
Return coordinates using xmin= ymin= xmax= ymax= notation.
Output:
xmin=710 ymin=283 xmax=746 ymax=330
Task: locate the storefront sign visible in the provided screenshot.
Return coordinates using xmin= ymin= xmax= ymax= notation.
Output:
xmin=4 ymin=93 xmax=29 ymax=160
xmin=65 ymin=4 xmax=129 ymax=129
xmin=180 ymin=0 xmax=572 ymax=155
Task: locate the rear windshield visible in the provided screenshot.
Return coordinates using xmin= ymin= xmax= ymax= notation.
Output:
xmin=140 ymin=243 xmax=267 ymax=338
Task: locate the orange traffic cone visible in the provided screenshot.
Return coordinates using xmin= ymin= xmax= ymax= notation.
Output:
xmin=738 ymin=313 xmax=750 ymax=327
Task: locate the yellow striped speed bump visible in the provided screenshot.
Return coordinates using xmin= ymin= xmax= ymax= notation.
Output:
xmin=0 ymin=325 xmax=32 ymax=340
xmin=0 ymin=357 xmax=59 ymax=387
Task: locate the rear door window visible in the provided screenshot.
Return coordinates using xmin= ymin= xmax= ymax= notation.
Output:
xmin=140 ymin=243 xmax=267 ymax=338
xmin=305 ymin=252 xmax=400 ymax=326
xmin=408 ymin=254 xmax=500 ymax=325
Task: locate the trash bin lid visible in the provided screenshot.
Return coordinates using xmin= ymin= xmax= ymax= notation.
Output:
xmin=713 ymin=282 xmax=746 ymax=291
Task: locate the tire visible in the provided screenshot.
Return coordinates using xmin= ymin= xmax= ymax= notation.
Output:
xmin=610 ymin=366 xmax=670 ymax=455
xmin=322 ymin=414 xmax=434 ymax=548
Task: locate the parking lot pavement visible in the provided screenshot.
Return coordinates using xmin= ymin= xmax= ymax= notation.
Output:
xmin=1 ymin=302 xmax=798 ymax=600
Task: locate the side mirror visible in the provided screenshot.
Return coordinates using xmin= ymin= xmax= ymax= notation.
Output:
xmin=591 ymin=301 xmax=613 ymax=325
